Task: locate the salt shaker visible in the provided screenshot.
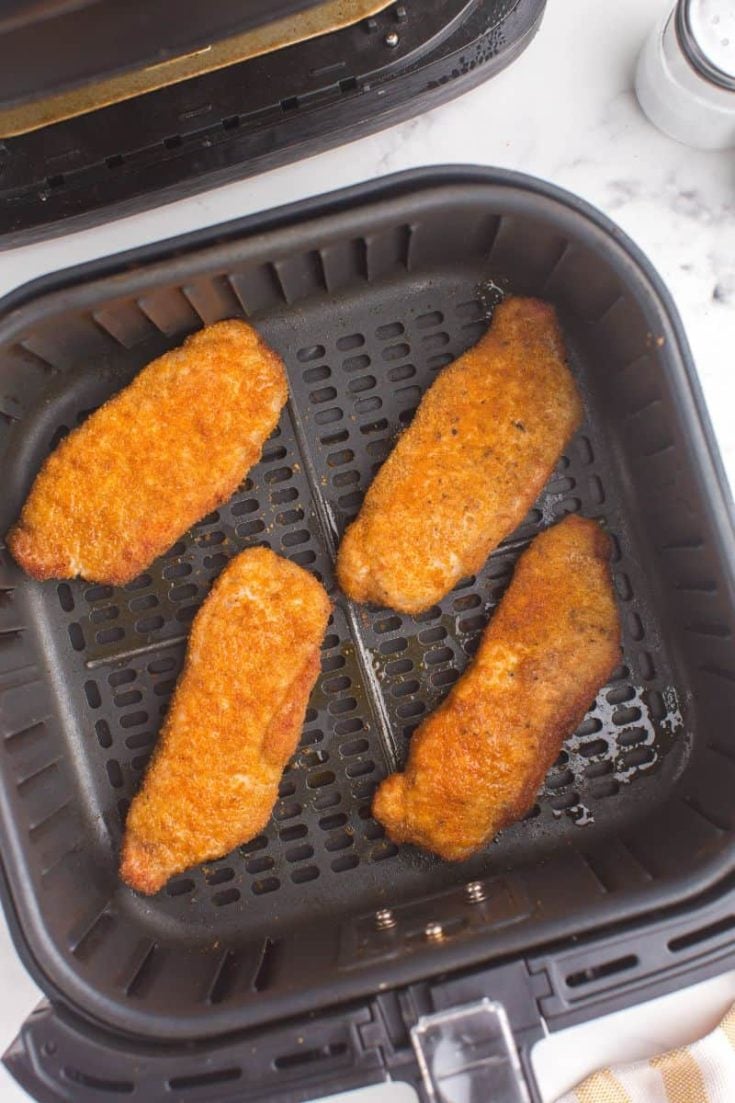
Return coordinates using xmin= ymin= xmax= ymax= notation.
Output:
xmin=635 ymin=0 xmax=735 ymax=150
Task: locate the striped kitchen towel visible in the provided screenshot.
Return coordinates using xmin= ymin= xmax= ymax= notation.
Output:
xmin=557 ymin=1003 xmax=735 ymax=1102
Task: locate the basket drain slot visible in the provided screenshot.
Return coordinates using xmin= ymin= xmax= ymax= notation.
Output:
xmin=566 ymin=953 xmax=638 ymax=989
xmin=168 ymin=1068 xmax=241 ymax=1091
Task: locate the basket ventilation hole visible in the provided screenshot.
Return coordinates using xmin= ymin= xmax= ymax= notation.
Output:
xmin=62 ymin=1067 xmax=133 ymax=1094
xmin=332 ymin=853 xmax=359 ymax=873
xmin=376 ymin=321 xmax=404 ymax=339
xmin=668 ymin=916 xmax=735 ymax=953
xmin=253 ymin=937 xmax=280 ymax=992
xmin=274 ymin=1043 xmax=348 ymax=1071
xmin=212 ymin=888 xmax=240 ymax=907
xmin=252 ymin=877 xmax=280 ymax=895
xmin=57 ymin=583 xmax=74 ymax=612
xmin=113 ymin=668 xmax=138 ymax=690
xmin=168 ymin=1068 xmax=241 ymax=1091
xmin=95 ymin=720 xmax=112 ymax=748
xmin=125 ymin=944 xmax=158 ymax=997
xmin=83 ymin=681 xmax=101 ymax=709
xmin=296 ymin=344 xmax=325 ymax=362
xmin=166 ymin=878 xmax=194 ymax=897
xmin=71 ymin=912 xmax=114 ymax=962
xmin=205 ymin=866 xmax=234 ymax=886
xmin=566 ymin=954 xmax=638 ymax=988
xmin=291 ymin=864 xmax=320 ymax=883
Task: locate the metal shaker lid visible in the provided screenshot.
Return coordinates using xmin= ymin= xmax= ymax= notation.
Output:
xmin=677 ymin=0 xmax=735 ymax=89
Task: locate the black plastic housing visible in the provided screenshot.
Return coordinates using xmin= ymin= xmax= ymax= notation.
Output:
xmin=0 ymin=0 xmax=546 ymax=247
xmin=0 ymin=166 xmax=733 ymax=1101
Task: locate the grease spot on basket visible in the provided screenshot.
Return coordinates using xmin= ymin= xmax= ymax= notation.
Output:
xmin=660 ymin=686 xmax=684 ymax=735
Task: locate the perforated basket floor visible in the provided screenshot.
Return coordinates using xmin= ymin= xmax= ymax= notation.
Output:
xmin=0 ymin=169 xmax=733 ymax=1042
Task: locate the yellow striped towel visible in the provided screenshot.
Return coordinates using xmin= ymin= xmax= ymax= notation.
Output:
xmin=557 ymin=1003 xmax=735 ymax=1103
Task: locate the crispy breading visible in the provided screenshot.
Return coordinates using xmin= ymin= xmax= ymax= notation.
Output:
xmin=372 ymin=515 xmax=620 ymax=861
xmin=120 ymin=547 xmax=331 ymax=894
xmin=337 ymin=297 xmax=582 ymax=614
xmin=7 ymin=320 xmax=288 ymax=586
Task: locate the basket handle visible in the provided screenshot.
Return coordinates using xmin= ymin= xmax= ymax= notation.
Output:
xmin=4 ymin=994 xmax=544 ymax=1103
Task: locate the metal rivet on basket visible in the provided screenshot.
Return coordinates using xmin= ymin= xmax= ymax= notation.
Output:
xmin=384 ymin=31 xmax=399 ymax=47
xmin=465 ymin=880 xmax=487 ymax=904
xmin=424 ymin=921 xmax=444 ymax=942
xmin=374 ymin=907 xmax=397 ymax=930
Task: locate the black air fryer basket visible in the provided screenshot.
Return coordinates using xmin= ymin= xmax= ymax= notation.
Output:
xmin=0 ymin=168 xmax=734 ymax=1103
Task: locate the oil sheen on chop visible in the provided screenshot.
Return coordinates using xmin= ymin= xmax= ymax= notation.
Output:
xmin=373 ymin=515 xmax=621 ymax=860
xmin=120 ymin=548 xmax=331 ymax=894
xmin=337 ymin=297 xmax=582 ymax=614
xmin=7 ymin=320 xmax=287 ymax=585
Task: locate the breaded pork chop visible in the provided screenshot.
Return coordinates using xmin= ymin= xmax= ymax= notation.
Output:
xmin=373 ymin=515 xmax=620 ymax=861
xmin=120 ymin=547 xmax=331 ymax=895
xmin=7 ymin=320 xmax=287 ymax=586
xmin=337 ymin=297 xmax=582 ymax=614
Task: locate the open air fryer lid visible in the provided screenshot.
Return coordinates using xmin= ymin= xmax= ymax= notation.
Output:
xmin=0 ymin=0 xmax=547 ymax=247
xmin=0 ymin=0 xmax=329 ymax=104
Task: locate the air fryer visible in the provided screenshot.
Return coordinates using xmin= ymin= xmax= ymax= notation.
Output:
xmin=1 ymin=5 xmax=734 ymax=1103
xmin=0 ymin=167 xmax=734 ymax=1103
xmin=0 ymin=0 xmax=547 ymax=246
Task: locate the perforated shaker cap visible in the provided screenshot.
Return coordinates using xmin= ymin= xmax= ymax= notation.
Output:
xmin=678 ymin=0 xmax=735 ymax=90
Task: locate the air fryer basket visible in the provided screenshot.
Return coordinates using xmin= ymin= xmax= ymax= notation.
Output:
xmin=0 ymin=169 xmax=733 ymax=1066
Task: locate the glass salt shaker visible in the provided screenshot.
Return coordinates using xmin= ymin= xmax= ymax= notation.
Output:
xmin=635 ymin=0 xmax=735 ymax=150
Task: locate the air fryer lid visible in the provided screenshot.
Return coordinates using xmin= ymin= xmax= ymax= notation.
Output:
xmin=0 ymin=0 xmax=328 ymax=108
xmin=0 ymin=0 xmax=548 ymax=247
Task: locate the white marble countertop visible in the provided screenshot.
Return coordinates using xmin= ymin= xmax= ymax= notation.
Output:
xmin=0 ymin=0 xmax=733 ymax=1099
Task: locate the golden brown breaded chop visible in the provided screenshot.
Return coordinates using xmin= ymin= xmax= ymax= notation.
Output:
xmin=337 ymin=297 xmax=582 ymax=614
xmin=120 ymin=547 xmax=331 ymax=894
xmin=373 ymin=515 xmax=620 ymax=861
xmin=7 ymin=320 xmax=288 ymax=586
